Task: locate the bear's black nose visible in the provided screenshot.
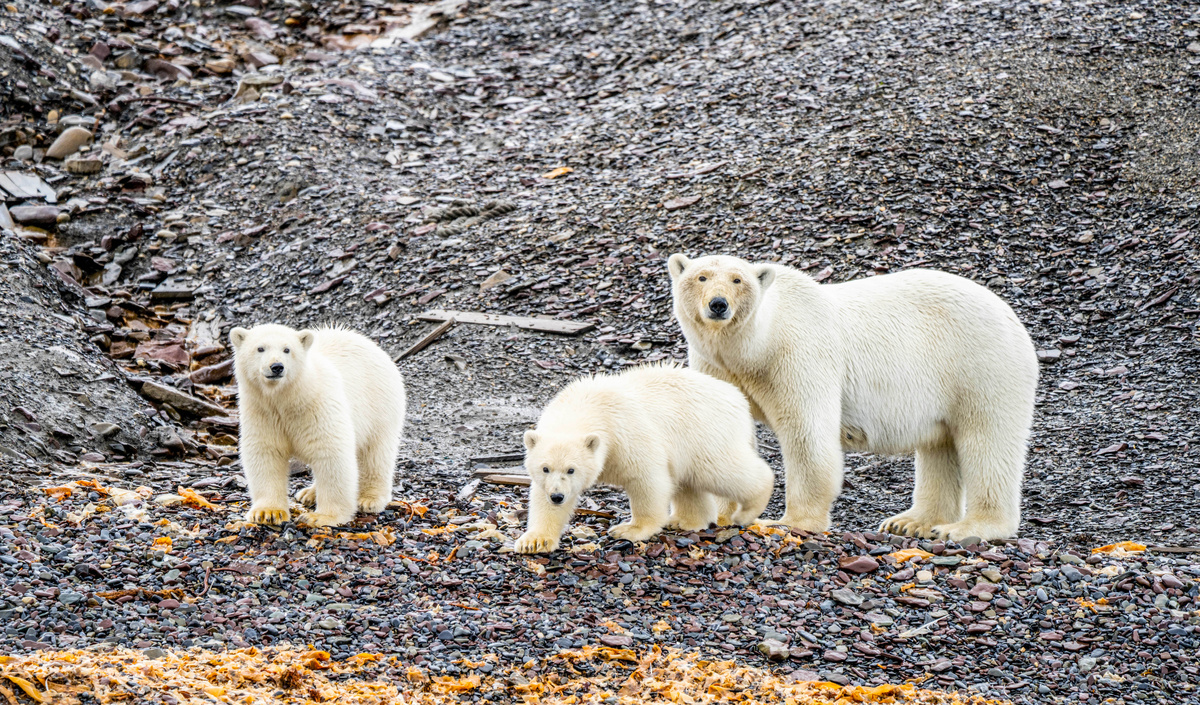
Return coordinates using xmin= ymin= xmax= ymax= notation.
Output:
xmin=708 ymin=297 xmax=729 ymax=317
xmin=269 ymin=363 xmax=284 ymax=376
xmin=550 ymin=493 xmax=565 ymax=505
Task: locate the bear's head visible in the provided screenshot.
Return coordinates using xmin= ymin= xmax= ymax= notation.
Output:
xmin=667 ymin=253 xmax=775 ymax=330
xmin=229 ymin=324 xmax=316 ymax=393
xmin=522 ymin=430 xmax=606 ymax=508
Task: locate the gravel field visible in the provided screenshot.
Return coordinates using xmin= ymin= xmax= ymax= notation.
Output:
xmin=0 ymin=0 xmax=1198 ymax=702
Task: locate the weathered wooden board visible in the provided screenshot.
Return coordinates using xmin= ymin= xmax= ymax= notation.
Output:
xmin=418 ymin=309 xmax=594 ymax=336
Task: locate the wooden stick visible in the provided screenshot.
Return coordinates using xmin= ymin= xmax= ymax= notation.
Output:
xmin=470 ymin=451 xmax=525 ymax=465
xmin=481 ymin=474 xmax=531 ymax=487
xmin=395 ymin=318 xmax=455 ymax=361
xmin=473 ymin=465 xmax=526 ymax=478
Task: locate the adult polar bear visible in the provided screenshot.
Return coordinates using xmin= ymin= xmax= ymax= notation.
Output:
xmin=668 ymin=254 xmax=1038 ymax=542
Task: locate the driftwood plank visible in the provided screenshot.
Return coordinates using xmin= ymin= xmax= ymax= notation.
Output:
xmin=481 ymin=473 xmax=531 ymax=487
xmin=395 ymin=318 xmax=456 ymax=361
xmin=455 ymin=478 xmax=481 ymax=503
xmin=473 ymin=465 xmax=525 ymax=478
xmin=470 ymin=452 xmax=525 ymax=465
xmin=419 ymin=309 xmax=594 ymax=336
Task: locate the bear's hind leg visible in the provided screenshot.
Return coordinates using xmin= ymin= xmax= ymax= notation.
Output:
xmin=667 ymin=487 xmax=718 ymax=531
xmin=880 ymin=443 xmax=962 ymax=538
xmin=356 ymin=435 xmax=400 ymax=514
xmin=726 ymin=457 xmax=775 ymax=527
xmin=929 ymin=429 xmax=1023 ymax=542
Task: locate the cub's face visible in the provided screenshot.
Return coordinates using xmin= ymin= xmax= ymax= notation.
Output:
xmin=522 ymin=431 xmax=605 ymax=508
xmin=229 ymin=324 xmax=315 ymax=391
xmin=667 ymin=254 xmax=774 ymax=330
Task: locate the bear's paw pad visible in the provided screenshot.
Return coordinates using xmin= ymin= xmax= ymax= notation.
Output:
xmin=514 ymin=532 xmax=559 ymax=554
xmin=297 ymin=512 xmax=346 ymax=528
xmin=295 ymin=486 xmax=317 ymax=507
xmin=246 ymin=507 xmax=290 ymax=525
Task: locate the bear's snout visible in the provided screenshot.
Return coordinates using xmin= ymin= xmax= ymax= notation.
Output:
xmin=707 ymin=297 xmax=729 ymax=319
xmin=267 ymin=362 xmax=285 ymax=378
xmin=549 ymin=493 xmax=565 ymax=505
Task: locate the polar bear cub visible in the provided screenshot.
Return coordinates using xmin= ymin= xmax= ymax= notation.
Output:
xmin=669 ymin=254 xmax=1038 ymax=542
xmin=230 ymin=324 xmax=406 ymax=528
xmin=513 ymin=364 xmax=775 ymax=554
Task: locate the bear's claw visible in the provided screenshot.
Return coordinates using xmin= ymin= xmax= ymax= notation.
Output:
xmin=295 ymin=486 xmax=317 ymax=507
xmin=246 ymin=507 xmax=290 ymax=525
xmin=514 ymin=532 xmax=559 ymax=554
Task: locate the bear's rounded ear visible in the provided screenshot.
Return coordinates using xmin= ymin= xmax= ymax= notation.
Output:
xmin=297 ymin=330 xmax=316 ymax=351
xmin=667 ymin=253 xmax=691 ymax=280
xmin=230 ymin=327 xmax=249 ymax=348
xmin=523 ymin=430 xmax=540 ymax=450
xmin=755 ymin=265 xmax=776 ymax=291
xmin=584 ymin=433 xmax=603 ymax=453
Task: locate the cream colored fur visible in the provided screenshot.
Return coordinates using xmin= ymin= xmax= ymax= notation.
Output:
xmin=514 ymin=364 xmax=775 ymax=554
xmin=668 ymin=254 xmax=1038 ymax=542
xmin=230 ymin=324 xmax=406 ymax=528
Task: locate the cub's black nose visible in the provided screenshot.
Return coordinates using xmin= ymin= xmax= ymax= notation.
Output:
xmin=550 ymin=493 xmax=565 ymax=505
xmin=269 ymin=363 xmax=284 ymax=375
xmin=708 ymin=297 xmax=729 ymax=316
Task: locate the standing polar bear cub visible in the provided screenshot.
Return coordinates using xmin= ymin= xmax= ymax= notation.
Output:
xmin=231 ymin=324 xmax=406 ymax=528
xmin=669 ymin=254 xmax=1038 ymax=542
xmin=514 ymin=365 xmax=775 ymax=554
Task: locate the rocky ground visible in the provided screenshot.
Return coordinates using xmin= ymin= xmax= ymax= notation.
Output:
xmin=1 ymin=0 xmax=1198 ymax=703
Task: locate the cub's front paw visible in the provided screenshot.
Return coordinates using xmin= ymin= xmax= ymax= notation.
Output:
xmin=297 ymin=511 xmax=349 ymax=528
xmin=514 ymin=532 xmax=560 ymax=554
xmin=295 ymin=486 xmax=317 ymax=507
xmin=246 ymin=506 xmax=290 ymax=525
xmin=666 ymin=514 xmax=713 ymax=532
xmin=358 ymin=494 xmax=391 ymax=514
xmin=608 ymin=522 xmax=661 ymax=542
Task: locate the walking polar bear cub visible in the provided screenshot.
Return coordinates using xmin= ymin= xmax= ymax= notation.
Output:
xmin=514 ymin=365 xmax=775 ymax=554
xmin=668 ymin=254 xmax=1038 ymax=542
xmin=231 ymin=324 xmax=406 ymax=528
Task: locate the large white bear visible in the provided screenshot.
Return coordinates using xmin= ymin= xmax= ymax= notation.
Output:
xmin=230 ymin=324 xmax=406 ymax=527
xmin=668 ymin=254 xmax=1038 ymax=542
xmin=513 ymin=364 xmax=775 ymax=554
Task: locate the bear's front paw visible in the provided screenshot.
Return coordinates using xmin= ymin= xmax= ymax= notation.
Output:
xmin=357 ymin=494 xmax=391 ymax=514
xmin=295 ymin=486 xmax=317 ymax=507
xmin=297 ymin=511 xmax=349 ymax=528
xmin=514 ymin=532 xmax=560 ymax=554
xmin=666 ymin=514 xmax=714 ymax=532
xmin=929 ymin=520 xmax=1015 ymax=543
xmin=246 ymin=506 xmax=290 ymax=525
xmin=880 ymin=511 xmax=945 ymax=538
xmin=608 ymin=522 xmax=661 ymax=542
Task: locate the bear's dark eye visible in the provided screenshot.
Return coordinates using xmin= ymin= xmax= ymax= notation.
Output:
xmin=283 ymin=348 xmax=290 ymax=354
xmin=567 ymin=468 xmax=575 ymax=475
xmin=543 ymin=466 xmax=550 ymax=474
xmin=698 ymin=276 xmax=707 ymax=282
xmin=733 ymin=278 xmax=741 ymax=284
xmin=257 ymin=347 xmax=265 ymax=353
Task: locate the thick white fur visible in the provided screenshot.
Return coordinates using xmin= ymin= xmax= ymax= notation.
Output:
xmin=513 ymin=364 xmax=775 ymax=554
xmin=668 ymin=254 xmax=1038 ymax=542
xmin=230 ymin=324 xmax=406 ymax=528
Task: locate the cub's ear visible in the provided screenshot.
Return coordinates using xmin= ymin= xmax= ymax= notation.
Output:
xmin=667 ymin=253 xmax=691 ymax=280
xmin=584 ymin=433 xmax=604 ymax=453
xmin=230 ymin=327 xmax=249 ymax=349
xmin=755 ymin=265 xmax=776 ymax=291
xmin=297 ymin=330 xmax=316 ymax=351
xmin=523 ymin=430 xmax=540 ymax=450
